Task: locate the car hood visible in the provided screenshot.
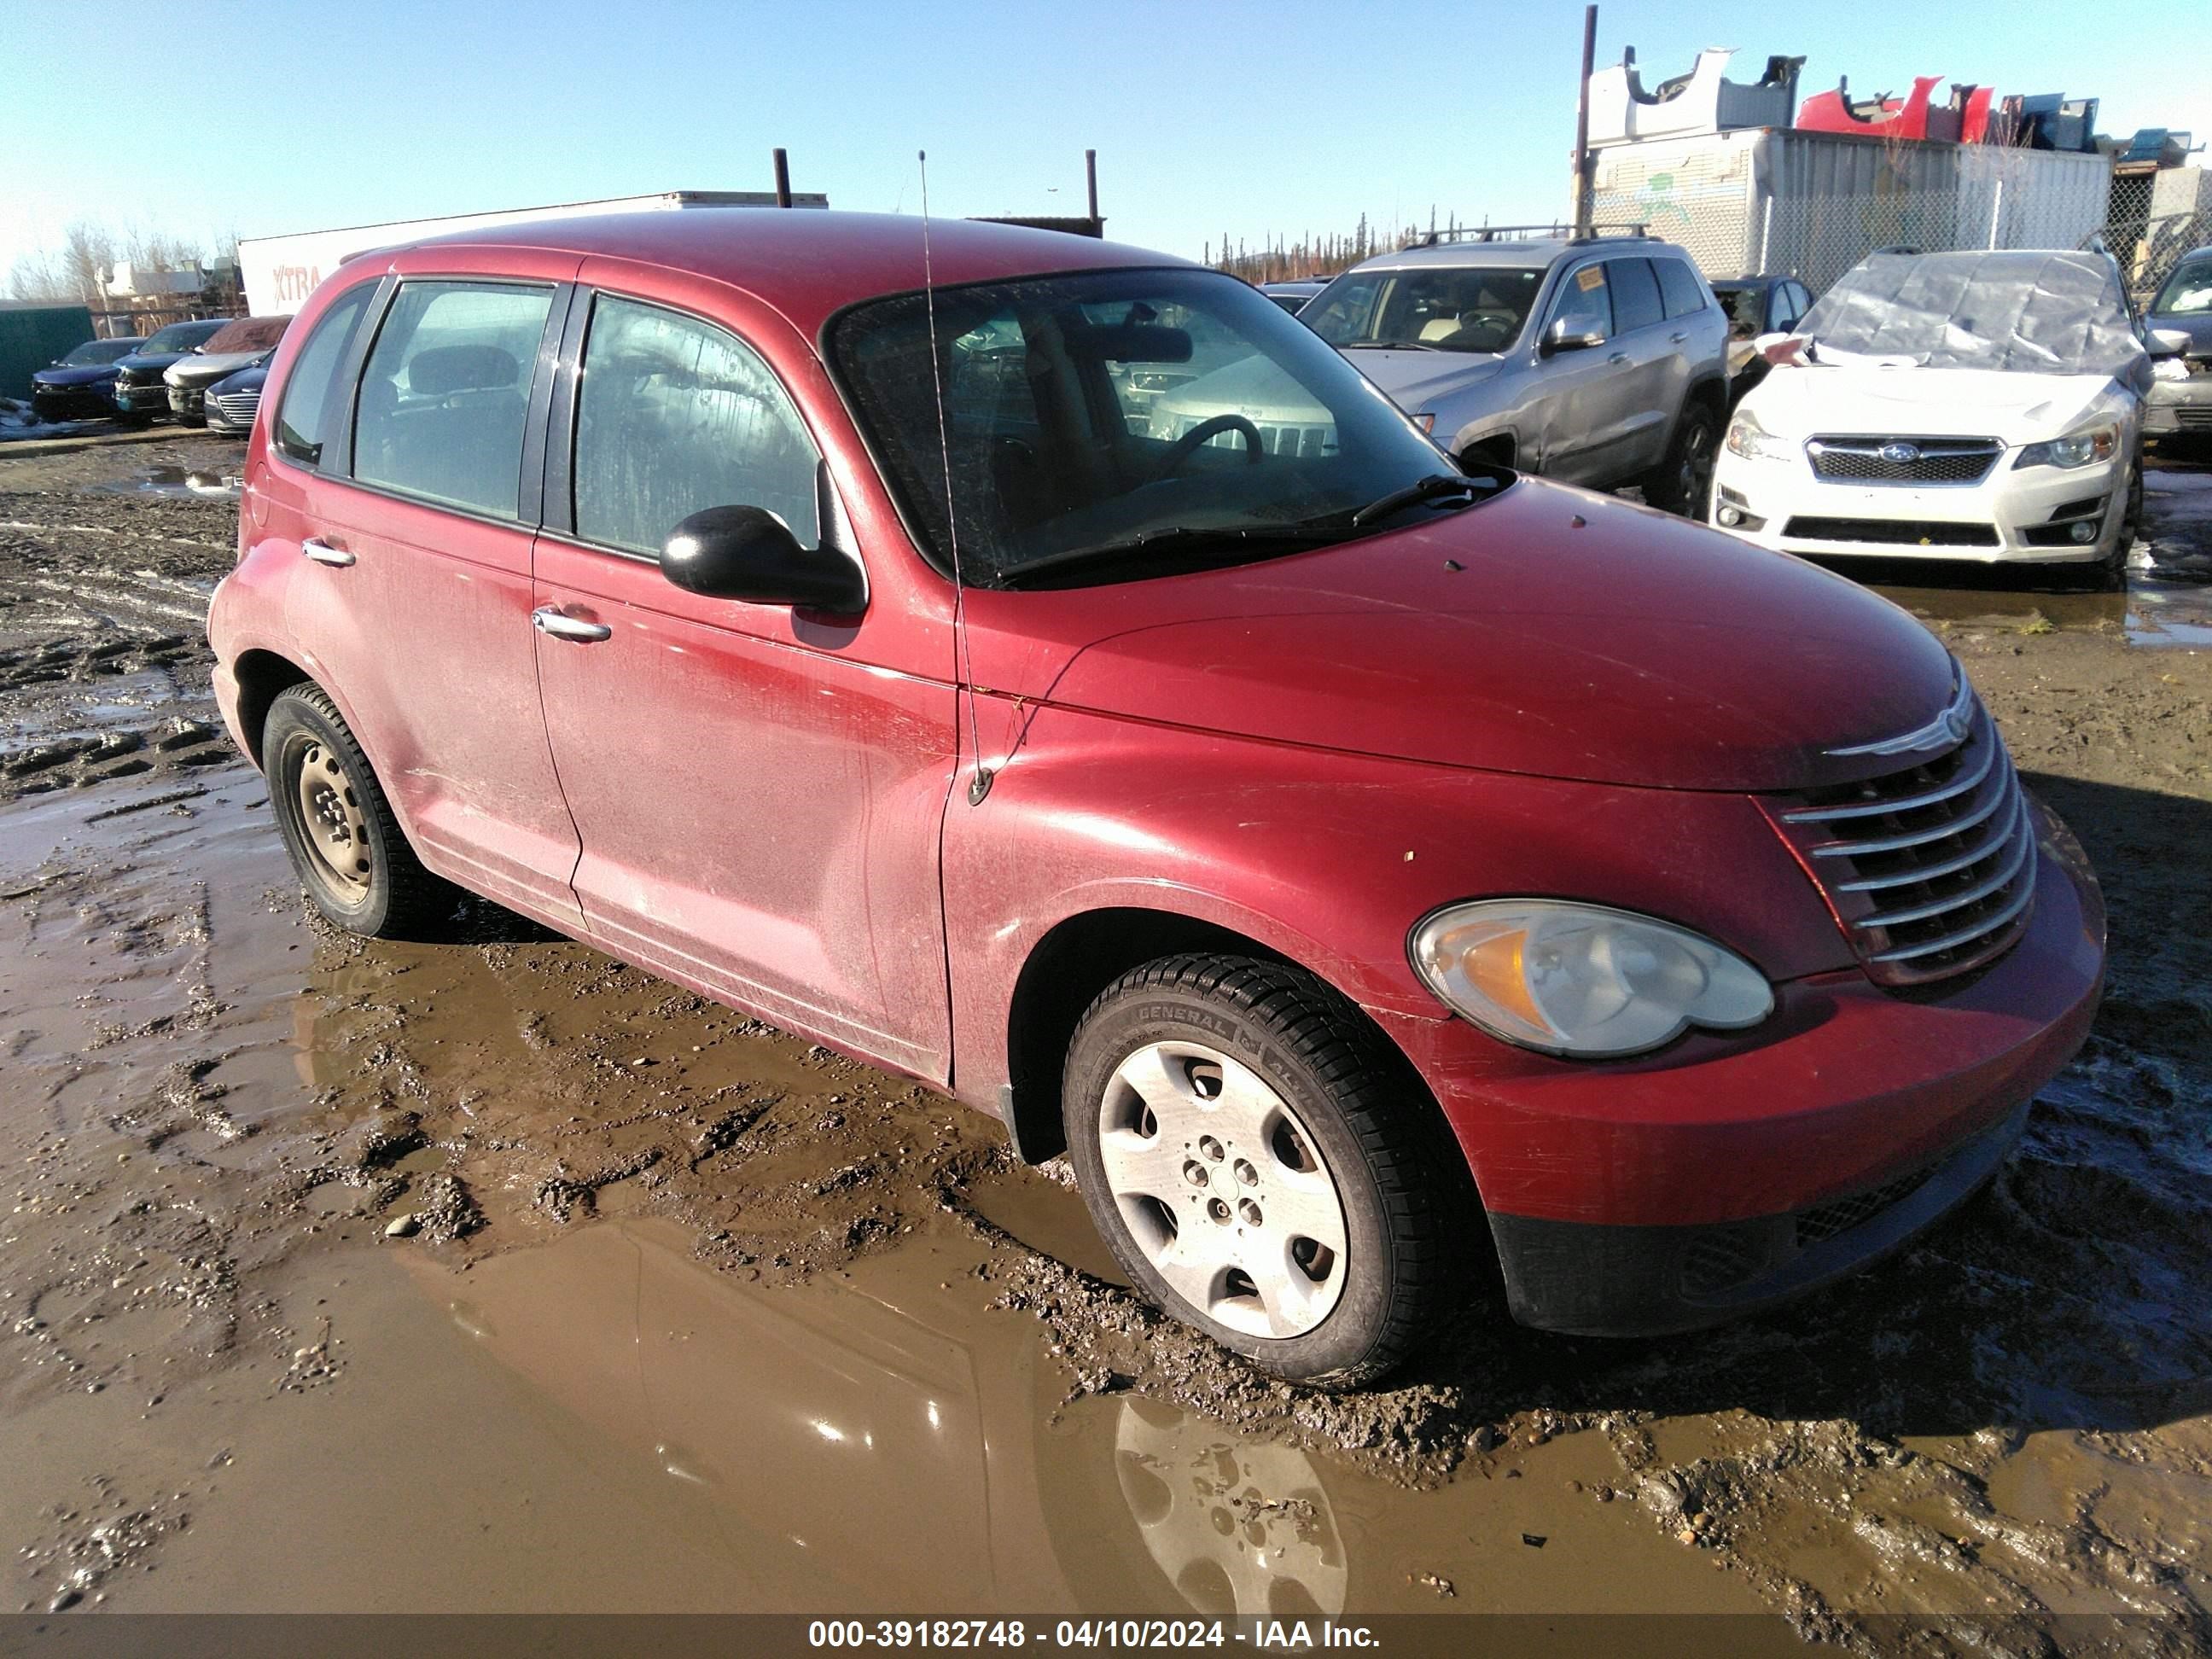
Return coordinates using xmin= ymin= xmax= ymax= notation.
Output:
xmin=33 ymin=364 xmax=119 ymax=388
xmin=168 ymin=349 xmax=266 ymax=385
xmin=1336 ymin=348 xmax=1506 ymax=410
xmin=961 ymin=475 xmax=1956 ymax=793
xmin=1743 ymin=363 xmax=2121 ymax=439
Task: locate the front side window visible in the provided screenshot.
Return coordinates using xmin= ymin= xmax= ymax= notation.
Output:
xmin=1547 ymin=263 xmax=1612 ymax=341
xmin=573 ymin=295 xmax=820 ymax=555
xmin=2151 ymin=259 xmax=2212 ymax=316
xmin=61 ymin=340 xmax=138 ymax=367
xmin=1606 ymin=258 xmax=1665 ymax=334
xmin=353 ymin=282 xmax=552 ymax=518
xmin=830 ymin=266 xmax=1487 ymax=590
xmin=275 ymin=282 xmax=375 ymax=465
xmin=1306 ymin=265 xmax=1545 ymax=353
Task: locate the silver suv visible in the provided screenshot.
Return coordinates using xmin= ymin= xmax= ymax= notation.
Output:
xmin=1299 ymin=227 xmax=1732 ymax=513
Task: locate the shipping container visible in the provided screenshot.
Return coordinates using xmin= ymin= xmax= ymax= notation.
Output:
xmin=1591 ymin=128 xmax=2114 ymax=293
xmin=0 ymin=302 xmax=96 ymax=401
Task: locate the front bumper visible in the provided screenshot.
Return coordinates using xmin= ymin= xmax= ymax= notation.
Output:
xmin=2145 ymin=369 xmax=2212 ymax=435
xmin=1382 ymin=798 xmax=2104 ymax=1336
xmin=30 ymin=386 xmax=114 ymax=421
xmin=169 ymin=384 xmax=208 ymax=417
xmin=1710 ymin=445 xmax=2128 ymax=563
xmin=112 ymin=382 xmax=171 ymax=415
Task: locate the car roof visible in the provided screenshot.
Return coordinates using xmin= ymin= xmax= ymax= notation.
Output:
xmin=390 ymin=209 xmax=1194 ymax=335
xmin=1347 ymin=236 xmax=1685 ymax=275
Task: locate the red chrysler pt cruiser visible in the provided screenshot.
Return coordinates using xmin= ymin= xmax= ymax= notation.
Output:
xmin=207 ymin=212 xmax=2104 ymax=1388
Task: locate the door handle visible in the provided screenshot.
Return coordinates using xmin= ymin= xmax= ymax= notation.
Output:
xmin=1670 ymin=331 xmax=1689 ymax=344
xmin=1608 ymin=352 xmax=1632 ymax=365
xmin=300 ymin=537 xmax=354 ymax=568
xmin=533 ymin=606 xmax=612 ymax=643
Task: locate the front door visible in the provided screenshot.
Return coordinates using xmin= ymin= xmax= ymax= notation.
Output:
xmin=1534 ymin=259 xmax=1635 ymax=483
xmin=531 ymin=288 xmax=958 ymax=1079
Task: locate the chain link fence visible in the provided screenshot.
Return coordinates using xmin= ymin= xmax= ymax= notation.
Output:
xmin=2104 ymin=170 xmax=2212 ymax=311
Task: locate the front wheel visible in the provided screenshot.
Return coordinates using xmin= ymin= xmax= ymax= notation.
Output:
xmin=1061 ymin=955 xmax=1456 ymax=1388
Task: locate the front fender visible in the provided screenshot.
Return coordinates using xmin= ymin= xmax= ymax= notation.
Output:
xmin=940 ymin=701 xmax=1853 ymax=1109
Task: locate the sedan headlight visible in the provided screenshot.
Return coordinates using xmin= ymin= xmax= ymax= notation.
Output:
xmin=1724 ymin=408 xmax=1791 ymax=463
xmin=2014 ymin=422 xmax=2118 ymax=469
xmin=1410 ymin=900 xmax=1773 ymax=1058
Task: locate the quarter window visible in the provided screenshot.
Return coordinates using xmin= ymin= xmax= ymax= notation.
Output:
xmin=353 ymin=282 xmax=553 ymax=519
xmin=274 ymin=282 xmax=375 ymax=466
xmin=1654 ymin=259 xmax=1708 ymax=320
xmin=1606 ymin=258 xmax=1666 ymax=334
xmin=1548 ymin=264 xmax=1612 ymax=341
xmin=573 ymin=295 xmax=820 ymax=556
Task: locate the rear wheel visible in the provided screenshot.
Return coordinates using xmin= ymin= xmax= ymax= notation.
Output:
xmin=1646 ymin=398 xmax=1720 ymax=516
xmin=1061 ymin=955 xmax=1455 ymax=1388
xmin=263 ymin=684 xmax=457 ymax=938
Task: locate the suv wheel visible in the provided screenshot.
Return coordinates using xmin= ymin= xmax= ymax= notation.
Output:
xmin=264 ymin=684 xmax=458 ymax=938
xmin=1061 ymin=954 xmax=1452 ymax=1389
xmin=1647 ymin=399 xmax=1720 ymax=516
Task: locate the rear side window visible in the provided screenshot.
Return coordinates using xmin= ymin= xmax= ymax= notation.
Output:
xmin=274 ymin=283 xmax=375 ymax=466
xmin=572 ymin=294 xmax=820 ymax=556
xmin=1548 ymin=263 xmax=1612 ymax=341
xmin=1606 ymin=259 xmax=1666 ymax=334
xmin=1655 ymin=259 xmax=1708 ymax=320
xmin=353 ymin=282 xmax=553 ymax=519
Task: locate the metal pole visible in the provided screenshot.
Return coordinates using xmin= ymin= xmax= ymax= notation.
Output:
xmin=1086 ymin=149 xmax=1099 ymax=223
xmin=1572 ymin=5 xmax=1598 ymax=236
xmin=772 ymin=148 xmax=793 ymax=208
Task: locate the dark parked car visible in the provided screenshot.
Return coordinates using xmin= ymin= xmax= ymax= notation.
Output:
xmin=110 ymin=318 xmax=230 ymax=423
xmin=209 ymin=212 xmax=2102 ymax=1388
xmin=29 ymin=337 xmax=144 ymax=422
xmin=1710 ymin=275 xmax=1816 ymax=402
xmin=2142 ymin=246 xmax=2212 ymax=446
xmin=166 ymin=315 xmax=292 ymax=425
xmin=203 ymin=362 xmax=267 ymax=436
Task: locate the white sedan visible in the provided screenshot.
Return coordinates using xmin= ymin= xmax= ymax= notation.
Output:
xmin=1709 ymin=249 xmax=2161 ymax=586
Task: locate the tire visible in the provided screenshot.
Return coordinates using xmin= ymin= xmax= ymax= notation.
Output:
xmin=262 ymin=684 xmax=458 ymax=939
xmin=1060 ymin=954 xmax=1457 ymax=1389
xmin=1645 ymin=396 xmax=1720 ymax=517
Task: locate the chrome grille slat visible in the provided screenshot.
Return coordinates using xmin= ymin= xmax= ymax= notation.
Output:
xmin=1850 ymin=812 xmax=2033 ymax=929
xmin=1832 ymin=788 xmax=2023 ymax=890
xmin=1763 ymin=691 xmax=2037 ymax=987
xmin=1783 ymin=737 xmax=1997 ymax=823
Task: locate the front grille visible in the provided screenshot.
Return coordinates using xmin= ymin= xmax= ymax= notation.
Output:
xmin=2176 ymin=407 xmax=2212 ymax=429
xmin=1763 ymin=684 xmax=2037 ymax=987
xmin=210 ymin=389 xmax=259 ymax=425
xmin=1783 ymin=516 xmax=2000 ymax=547
xmin=1167 ymin=414 xmax=1338 ymax=459
xmin=1806 ymin=436 xmax=2002 ymax=485
xmin=1796 ymin=1165 xmax=1937 ymax=1249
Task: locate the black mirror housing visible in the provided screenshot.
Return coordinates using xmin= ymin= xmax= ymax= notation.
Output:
xmin=661 ymin=506 xmax=867 ymax=614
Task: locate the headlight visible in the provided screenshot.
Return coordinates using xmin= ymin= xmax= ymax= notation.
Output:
xmin=1724 ymin=409 xmax=1791 ymax=462
xmin=1409 ymin=899 xmax=1773 ymax=1058
xmin=2014 ymin=422 xmax=2119 ymax=469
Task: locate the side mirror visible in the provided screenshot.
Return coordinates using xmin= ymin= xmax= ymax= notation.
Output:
xmin=661 ymin=505 xmax=867 ymax=615
xmin=1540 ymin=317 xmax=1605 ymax=356
xmin=2147 ymin=327 xmax=2191 ymax=359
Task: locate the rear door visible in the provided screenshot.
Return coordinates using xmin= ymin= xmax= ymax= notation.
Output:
xmin=259 ymin=250 xmax=585 ymax=927
xmin=530 ymin=276 xmax=958 ymax=1080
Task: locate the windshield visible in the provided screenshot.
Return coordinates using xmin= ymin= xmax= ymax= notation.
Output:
xmin=143 ymin=320 xmax=224 ymax=354
xmin=1303 ymin=265 xmax=1544 ymax=353
xmin=60 ymin=340 xmax=138 ymax=366
xmin=829 ymin=267 xmax=1470 ymax=588
xmin=2151 ymin=259 xmax=2212 ymax=317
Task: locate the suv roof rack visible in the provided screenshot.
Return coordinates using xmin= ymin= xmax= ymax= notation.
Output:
xmin=1417 ymin=222 xmax=1650 ymax=247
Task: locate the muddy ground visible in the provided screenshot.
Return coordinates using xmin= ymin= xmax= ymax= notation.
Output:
xmin=2 ymin=432 xmax=2209 ymax=1648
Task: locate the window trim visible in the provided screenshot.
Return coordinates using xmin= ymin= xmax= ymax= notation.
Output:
xmin=333 ymin=275 xmax=568 ymax=527
xmin=546 ymin=284 xmax=829 ymax=563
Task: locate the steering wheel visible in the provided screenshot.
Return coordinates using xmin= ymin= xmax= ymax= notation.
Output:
xmin=1157 ymin=414 xmax=1266 ymax=477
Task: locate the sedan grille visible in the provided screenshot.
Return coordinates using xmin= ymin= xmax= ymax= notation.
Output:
xmin=211 ymin=388 xmax=260 ymax=425
xmin=1763 ymin=685 xmax=2036 ymax=987
xmin=1805 ymin=436 xmax=2002 ymax=486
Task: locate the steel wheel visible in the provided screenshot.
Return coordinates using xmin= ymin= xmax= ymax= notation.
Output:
xmin=287 ymin=734 xmax=372 ymax=902
xmin=1097 ymin=1039 xmax=1349 ymax=1340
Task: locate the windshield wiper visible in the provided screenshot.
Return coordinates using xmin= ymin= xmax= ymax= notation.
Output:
xmin=1341 ymin=339 xmax=1439 ymax=352
xmin=993 ymin=524 xmax=1348 ymax=587
xmin=1347 ymin=473 xmax=1487 ymax=526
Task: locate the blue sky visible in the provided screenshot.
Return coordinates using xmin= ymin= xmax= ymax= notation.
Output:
xmin=4 ymin=0 xmax=2207 ymax=276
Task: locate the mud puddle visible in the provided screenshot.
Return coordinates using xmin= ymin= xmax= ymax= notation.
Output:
xmin=80 ymin=463 xmax=243 ymax=503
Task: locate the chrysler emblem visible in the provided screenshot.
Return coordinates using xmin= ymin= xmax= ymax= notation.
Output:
xmin=1942 ymin=704 xmax=1972 ymax=744
xmin=1878 ymin=442 xmax=1921 ymax=464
